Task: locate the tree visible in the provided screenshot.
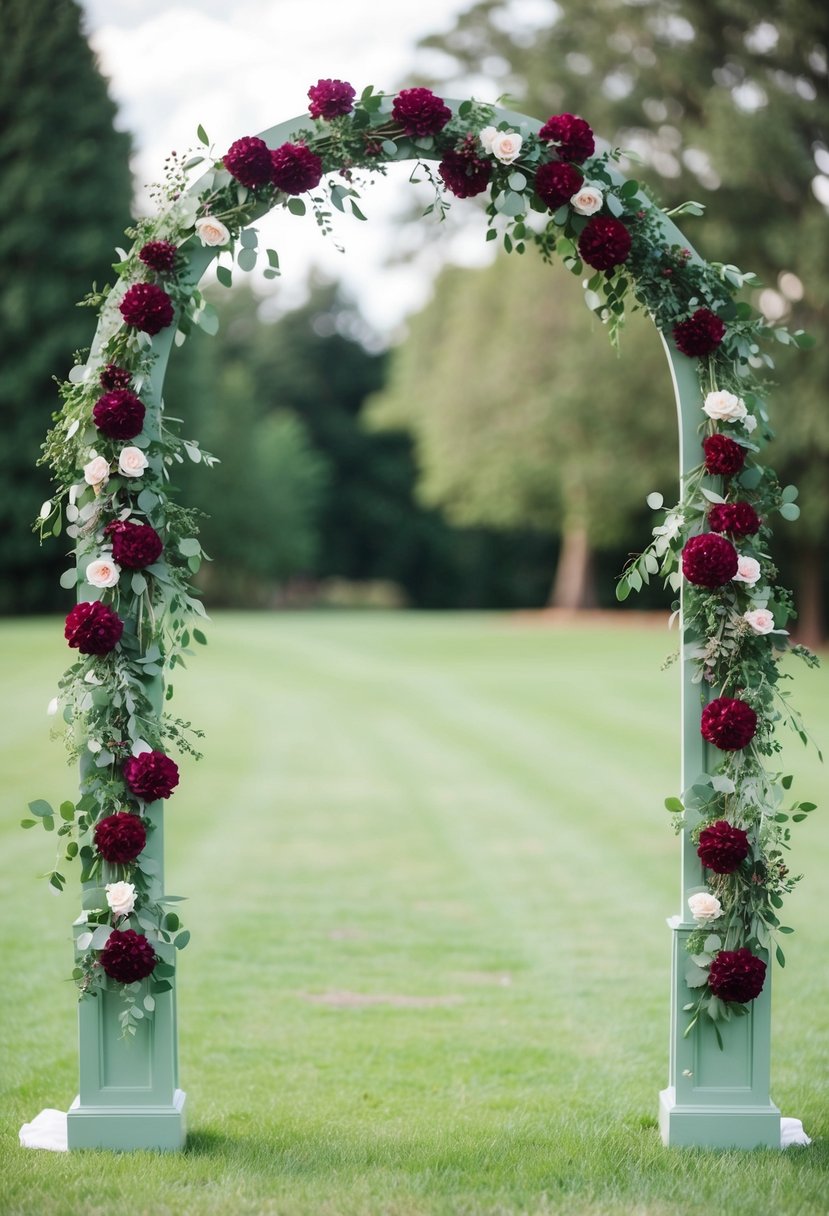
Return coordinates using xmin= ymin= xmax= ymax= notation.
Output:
xmin=413 ymin=0 xmax=829 ymax=636
xmin=369 ymin=255 xmax=676 ymax=607
xmin=0 ymin=0 xmax=133 ymax=612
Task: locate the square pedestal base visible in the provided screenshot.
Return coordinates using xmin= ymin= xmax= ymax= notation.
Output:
xmin=67 ymin=1089 xmax=186 ymax=1151
xmin=659 ymin=1087 xmax=780 ymax=1149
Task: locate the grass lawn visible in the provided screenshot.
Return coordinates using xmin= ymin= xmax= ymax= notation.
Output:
xmin=1 ymin=611 xmax=827 ymax=1215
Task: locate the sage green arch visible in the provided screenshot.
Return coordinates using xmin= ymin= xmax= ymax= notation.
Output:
xmin=70 ymin=102 xmax=779 ymax=1151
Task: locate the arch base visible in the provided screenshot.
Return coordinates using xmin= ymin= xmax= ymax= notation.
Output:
xmin=659 ymin=1090 xmax=781 ymax=1149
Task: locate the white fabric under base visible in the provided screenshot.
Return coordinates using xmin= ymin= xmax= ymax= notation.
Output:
xmin=19 ymin=1107 xmax=812 ymax=1152
xmin=19 ymin=1108 xmax=68 ymax=1151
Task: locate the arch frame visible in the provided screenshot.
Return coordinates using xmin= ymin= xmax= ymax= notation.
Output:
xmin=29 ymin=92 xmax=812 ymax=1151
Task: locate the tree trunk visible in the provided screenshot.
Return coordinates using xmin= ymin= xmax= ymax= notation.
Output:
xmin=549 ymin=522 xmax=598 ymax=609
xmin=793 ymin=540 xmax=826 ymax=649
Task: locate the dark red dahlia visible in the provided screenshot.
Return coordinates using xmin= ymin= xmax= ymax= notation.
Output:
xmin=94 ymin=812 xmax=147 ymax=864
xmin=578 ymin=215 xmax=631 ymax=271
xmin=92 ymin=389 xmax=145 ymax=440
xmin=270 ymin=142 xmax=323 ymax=194
xmin=697 ymin=820 xmax=750 ymax=874
xmin=138 ymin=240 xmax=178 ymax=274
xmin=708 ymin=501 xmax=761 ymax=537
xmin=105 ymin=520 xmax=163 ymax=569
xmin=123 ymin=750 xmax=180 ymax=802
xmin=64 ymin=600 xmax=124 ymax=655
xmin=703 ymin=433 xmax=746 ymax=477
xmin=438 ymin=149 xmax=491 ymax=198
xmin=538 ymin=113 xmax=595 ymax=162
xmin=681 ymin=533 xmax=739 ymax=588
xmin=99 ymin=363 xmax=132 ymax=391
xmin=391 ymin=87 xmax=452 ymax=137
xmin=707 ymin=947 xmax=766 ymax=1003
xmin=534 ymin=160 xmax=584 ymax=210
xmin=673 ymin=308 xmax=726 ymax=358
xmin=119 ymin=283 xmax=174 ymax=336
xmin=100 ymin=928 xmax=157 ymax=984
xmin=223 ymin=135 xmax=273 ymax=188
xmin=308 ymin=78 xmax=356 ymax=119
xmin=701 ymin=696 xmax=758 ymax=751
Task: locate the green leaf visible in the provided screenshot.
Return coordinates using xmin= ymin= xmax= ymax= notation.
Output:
xmin=605 ymin=193 xmax=625 ymax=217
xmin=508 ymin=171 xmax=527 ymax=191
xmin=195 ymin=304 xmax=219 ymax=336
xmin=287 ymin=197 xmax=306 ymax=217
xmin=193 ymin=629 xmax=208 ymax=645
xmin=780 ymin=484 xmax=799 ymax=503
xmin=178 ymin=537 xmax=201 ymax=557
xmin=131 ymin=572 xmax=147 ymax=596
xmin=237 ymin=246 xmax=258 ymax=272
xmin=781 ymin=774 xmax=794 ymax=790
xmin=775 ymin=944 xmax=786 ymax=968
xmin=266 ymin=248 xmax=280 ymax=269
xmin=196 ymin=124 xmax=209 ymax=146
xmin=381 ymin=140 xmax=398 ymax=157
xmin=615 ymin=578 xmax=631 ymax=603
xmin=20 ymin=818 xmax=37 ymax=829
xmin=239 ymin=227 xmax=258 ymax=248
xmin=739 ymin=466 xmax=763 ymax=490
xmin=174 ymin=930 xmax=191 ymax=950
xmin=349 ymin=200 xmax=368 ymax=221
xmin=59 ymin=568 xmax=78 ymax=589
xmin=163 ymin=912 xmax=180 ymax=932
xmin=779 ymin=502 xmax=800 ymax=521
xmin=664 ymin=796 xmax=684 ymax=813
xmin=703 ymin=934 xmax=722 ymax=953
xmin=137 ymin=489 xmax=158 ymax=513
xmin=28 ymin=799 xmax=54 ymax=818
xmin=143 ymin=994 xmax=156 ymax=1012
xmin=59 ymin=801 xmax=75 ymax=821
xmin=216 ymin=265 xmax=233 ymax=289
xmin=152 ymin=980 xmax=173 ymax=994
xmin=496 ymin=192 xmax=526 ymax=217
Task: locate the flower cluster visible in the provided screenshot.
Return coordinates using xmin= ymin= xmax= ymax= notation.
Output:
xmin=32 ymin=79 xmax=816 ymax=1052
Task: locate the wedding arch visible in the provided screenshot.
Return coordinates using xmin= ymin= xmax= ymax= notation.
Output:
xmin=28 ymin=83 xmax=816 ymax=1151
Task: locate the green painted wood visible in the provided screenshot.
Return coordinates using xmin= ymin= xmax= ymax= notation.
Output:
xmin=68 ymin=100 xmax=779 ymax=1150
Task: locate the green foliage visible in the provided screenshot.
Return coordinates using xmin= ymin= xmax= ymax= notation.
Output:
xmin=415 ymin=0 xmax=829 ymax=633
xmin=369 ymin=255 xmax=677 ymax=601
xmin=0 ymin=0 xmax=133 ymax=612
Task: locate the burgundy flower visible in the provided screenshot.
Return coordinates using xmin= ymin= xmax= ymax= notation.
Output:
xmin=707 ymin=947 xmax=766 ymax=1003
xmin=538 ymin=113 xmax=595 ymax=163
xmin=703 ymin=434 xmax=746 ymax=477
xmin=119 ymin=283 xmax=174 ymax=336
xmin=94 ymin=812 xmax=147 ymax=864
xmin=438 ymin=149 xmax=491 ymax=198
xmin=681 ymin=533 xmax=739 ymax=588
xmin=308 ymin=78 xmax=356 ymax=119
xmin=701 ymin=696 xmax=757 ymax=751
xmin=139 ymin=240 xmax=178 ymax=274
xmin=578 ymin=215 xmax=631 ymax=271
xmin=270 ymin=142 xmax=323 ymax=194
xmin=123 ymin=750 xmax=180 ymax=802
xmin=100 ymin=363 xmax=132 ymax=391
xmin=708 ymin=501 xmax=761 ymax=537
xmin=223 ymin=135 xmax=273 ymax=188
xmin=100 ymin=928 xmax=157 ymax=984
xmin=105 ymin=520 xmax=163 ymax=569
xmin=697 ymin=820 xmax=750 ymax=874
xmin=64 ymin=600 xmax=124 ymax=655
xmin=391 ymin=87 xmax=452 ymax=137
xmin=92 ymin=389 xmax=145 ymax=440
xmin=673 ymin=308 xmax=726 ymax=358
xmin=534 ymin=160 xmax=584 ymax=210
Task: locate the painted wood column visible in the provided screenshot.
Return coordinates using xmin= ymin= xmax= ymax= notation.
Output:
xmin=657 ymin=338 xmax=780 ymax=1148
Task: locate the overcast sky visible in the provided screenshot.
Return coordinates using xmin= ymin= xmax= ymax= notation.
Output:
xmin=78 ymin=0 xmax=545 ymax=337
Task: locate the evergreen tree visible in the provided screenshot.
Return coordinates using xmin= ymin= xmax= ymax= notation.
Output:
xmin=0 ymin=0 xmax=133 ymax=612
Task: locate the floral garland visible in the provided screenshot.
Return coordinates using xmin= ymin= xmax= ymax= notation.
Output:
xmin=27 ymin=79 xmax=815 ymax=1041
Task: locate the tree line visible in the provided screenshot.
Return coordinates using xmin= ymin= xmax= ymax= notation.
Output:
xmin=2 ymin=0 xmax=825 ymax=638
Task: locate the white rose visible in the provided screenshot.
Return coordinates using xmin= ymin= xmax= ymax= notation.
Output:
xmin=106 ymin=881 xmax=137 ymax=919
xmin=479 ymin=125 xmax=498 ymax=154
xmin=86 ymin=557 xmax=121 ymax=588
xmin=743 ymin=414 xmax=758 ymax=433
xmin=702 ymin=390 xmax=747 ymax=423
xmin=83 ymin=455 xmax=110 ymax=488
xmin=733 ymin=556 xmax=761 ymax=586
xmin=570 ymin=186 xmax=603 ymax=216
xmin=118 ymin=446 xmax=149 ymax=478
xmin=195 ymin=216 xmax=231 ymax=247
xmin=744 ymin=608 xmax=775 ymax=634
xmin=688 ymin=892 xmax=722 ymax=923
xmin=489 ymin=130 xmax=523 ymax=164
